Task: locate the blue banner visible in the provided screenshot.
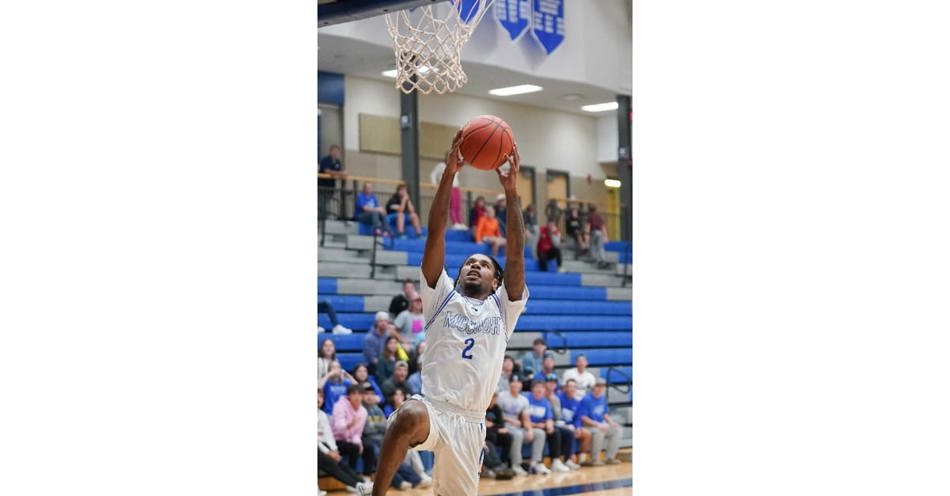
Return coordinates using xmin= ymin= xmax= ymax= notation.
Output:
xmin=456 ymin=0 xmax=484 ymax=24
xmin=531 ymin=0 xmax=564 ymax=54
xmin=494 ymin=0 xmax=530 ymax=41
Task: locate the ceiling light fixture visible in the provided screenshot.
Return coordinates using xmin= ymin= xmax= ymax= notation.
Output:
xmin=582 ymin=102 xmax=619 ymax=112
xmin=489 ymin=84 xmax=543 ymax=96
xmin=382 ymin=69 xmax=398 ymax=78
xmin=604 ymin=178 xmax=622 ymax=188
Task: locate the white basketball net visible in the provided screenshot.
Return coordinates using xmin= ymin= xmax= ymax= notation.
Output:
xmin=385 ymin=0 xmax=494 ymax=94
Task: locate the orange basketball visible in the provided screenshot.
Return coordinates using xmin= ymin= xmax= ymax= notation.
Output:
xmin=458 ymin=115 xmax=515 ymax=171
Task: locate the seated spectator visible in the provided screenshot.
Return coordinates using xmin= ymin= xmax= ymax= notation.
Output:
xmin=386 ymin=183 xmax=422 ymax=238
xmin=532 ymin=353 xmax=557 ymax=383
xmin=360 ymin=382 xmax=421 ymax=490
xmin=520 ymin=338 xmax=548 ymax=377
xmin=475 ymin=206 xmax=506 ymax=257
xmin=562 ymin=353 xmax=597 ymax=399
xmin=362 ymin=311 xmax=392 ymax=375
xmin=331 ymin=384 xmax=377 ymax=478
xmin=565 ymin=205 xmax=589 ymax=259
xmin=523 ymin=204 xmax=539 ymax=259
xmin=494 ymin=193 xmax=508 ymax=236
xmin=407 ymin=341 xmax=426 ymax=376
xmin=355 ymin=182 xmax=391 ymax=236
xmin=468 ymin=195 xmax=487 ymax=238
xmin=578 ymin=378 xmax=621 ymax=466
xmin=388 ymin=279 xmax=415 ymax=317
xmin=382 ymin=360 xmax=412 ymax=401
xmin=537 ymin=219 xmax=565 ymax=272
xmin=482 ymin=391 xmax=516 ymax=480
xmin=317 ymin=300 xmax=353 ymax=335
xmin=317 ymin=388 xmax=371 ymax=494
xmin=406 ymin=345 xmax=423 ymax=395
xmin=544 ymin=198 xmax=562 ymax=226
xmin=351 ymin=363 xmax=383 ymax=402
xmin=393 ymin=291 xmax=426 ymax=349
xmin=497 ymin=355 xmax=520 ymax=392
xmin=318 ymin=337 xmax=336 ymax=380
xmin=383 ymin=387 xmax=433 ymax=487
xmin=375 ymin=336 xmax=400 ymax=384
xmin=496 ymin=374 xmax=543 ymax=476
xmin=544 ymin=373 xmax=578 ymax=470
xmin=525 ymin=379 xmax=569 ymax=473
xmin=558 ymin=378 xmax=593 ymax=465
xmin=320 ymin=360 xmax=354 ymax=414
xmin=585 ymin=204 xmax=609 ymax=268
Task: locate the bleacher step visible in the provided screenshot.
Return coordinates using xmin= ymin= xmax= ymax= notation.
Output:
xmin=606 ymin=287 xmax=632 ymax=301
xmin=317 ymin=247 xmax=362 ymax=263
xmin=318 ymin=262 xmax=373 ymax=278
xmin=581 ymin=273 xmax=625 ymax=288
xmin=322 ymin=220 xmax=359 ymax=235
xmin=336 ymin=279 xmax=402 ymax=296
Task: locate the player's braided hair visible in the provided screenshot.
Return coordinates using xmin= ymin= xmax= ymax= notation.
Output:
xmin=454 ymin=254 xmax=504 ymax=289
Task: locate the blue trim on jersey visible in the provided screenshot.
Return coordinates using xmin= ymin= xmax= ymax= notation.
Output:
xmin=424 ymin=289 xmax=456 ymax=331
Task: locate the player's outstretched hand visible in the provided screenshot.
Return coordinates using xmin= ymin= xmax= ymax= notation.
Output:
xmin=446 ymin=130 xmax=464 ymax=174
xmin=497 ymin=144 xmax=520 ymax=192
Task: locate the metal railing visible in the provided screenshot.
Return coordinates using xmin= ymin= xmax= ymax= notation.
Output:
xmin=604 ymin=365 xmax=632 ymax=395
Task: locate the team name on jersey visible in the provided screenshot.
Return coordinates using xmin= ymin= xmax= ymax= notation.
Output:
xmin=442 ymin=311 xmax=504 ymax=336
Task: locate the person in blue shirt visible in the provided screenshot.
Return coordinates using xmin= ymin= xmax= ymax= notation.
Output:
xmin=355 ymin=182 xmax=391 ymax=235
xmin=362 ymin=312 xmax=392 ymax=375
xmin=525 ymin=379 xmax=572 ymax=473
xmin=544 ymin=373 xmax=579 ymax=470
xmin=557 ymin=378 xmax=593 ymax=465
xmin=577 ymin=378 xmax=621 ymax=466
xmin=320 ymin=360 xmax=353 ymax=414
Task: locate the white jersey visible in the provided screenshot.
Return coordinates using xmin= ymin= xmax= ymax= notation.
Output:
xmin=419 ymin=268 xmax=528 ymax=414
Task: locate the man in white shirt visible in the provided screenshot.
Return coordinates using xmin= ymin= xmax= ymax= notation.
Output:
xmin=370 ymin=134 xmax=528 ymax=496
xmin=561 ymin=354 xmax=597 ymax=399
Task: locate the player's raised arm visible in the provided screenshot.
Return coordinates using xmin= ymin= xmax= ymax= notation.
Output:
xmin=498 ymin=145 xmax=526 ymax=301
xmin=421 ymin=132 xmax=463 ymax=289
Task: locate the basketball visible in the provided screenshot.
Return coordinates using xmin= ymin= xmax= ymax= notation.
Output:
xmin=458 ymin=115 xmax=515 ymax=171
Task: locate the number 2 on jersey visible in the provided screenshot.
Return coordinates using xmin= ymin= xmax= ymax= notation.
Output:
xmin=461 ymin=338 xmax=475 ymax=359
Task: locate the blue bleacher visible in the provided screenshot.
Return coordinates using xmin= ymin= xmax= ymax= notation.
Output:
xmin=317 ymin=277 xmax=609 ymax=300
xmin=318 ymin=295 xmax=364 ymax=311
xmin=318 ymin=333 xmax=363 ymax=352
xmin=544 ymin=331 xmax=630 ymax=348
xmin=319 ymin=313 xmax=630 ymax=332
xmin=572 ymin=348 xmax=631 ymax=366
xmin=318 ymin=278 xmax=337 ymax=294
xmin=525 ymin=300 xmax=630 ymax=315
xmin=601 ymin=366 xmax=632 ymax=384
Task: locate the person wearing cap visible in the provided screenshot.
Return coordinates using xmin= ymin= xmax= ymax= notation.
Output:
xmin=578 ymin=378 xmax=621 ymax=466
xmin=496 ymin=374 xmax=545 ymax=476
xmin=532 ymin=353 xmax=557 ymax=383
xmin=393 ymin=290 xmax=426 ymax=350
xmin=558 ymin=378 xmax=593 ymax=465
xmin=520 ymin=338 xmax=548 ymax=377
xmin=362 ymin=311 xmax=392 ymax=375
xmin=332 ymin=383 xmax=377 ymax=478
xmin=525 ymin=379 xmax=567 ymax=473
xmin=544 ymin=373 xmax=579 ymax=470
xmin=562 ymin=353 xmax=597 ymax=399
xmin=381 ymin=360 xmax=412 ymax=403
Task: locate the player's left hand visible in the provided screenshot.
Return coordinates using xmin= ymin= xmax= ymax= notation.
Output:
xmin=497 ymin=144 xmax=520 ymax=192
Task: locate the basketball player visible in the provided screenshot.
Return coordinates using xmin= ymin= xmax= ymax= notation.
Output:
xmin=369 ymin=132 xmax=528 ymax=496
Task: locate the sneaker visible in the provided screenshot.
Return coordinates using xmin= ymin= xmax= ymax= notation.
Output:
xmin=511 ymin=464 xmax=528 ymax=476
xmin=481 ymin=468 xmax=495 ymax=478
xmin=565 ymin=459 xmax=581 ymax=470
xmin=317 ymin=326 xmax=325 ymax=334
xmin=551 ymin=459 xmax=571 ymax=473
xmin=398 ymin=481 xmax=412 ymax=490
xmin=348 ymin=481 xmax=372 ymax=495
xmin=452 ymin=223 xmax=468 ymax=230
xmin=418 ymin=475 xmax=433 ymax=487
xmin=605 ymin=458 xmax=621 ymax=465
xmin=318 ymin=491 xmax=327 ymax=496
xmin=531 ymin=462 xmax=552 ymax=475
xmin=331 ymin=324 xmax=353 ymax=335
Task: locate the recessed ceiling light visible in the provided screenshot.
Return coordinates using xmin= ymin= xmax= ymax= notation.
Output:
xmin=604 ymin=178 xmax=622 ymax=188
xmin=382 ymin=69 xmax=398 ymax=78
xmin=581 ymin=102 xmax=619 ymax=112
xmin=489 ymin=84 xmax=543 ymax=96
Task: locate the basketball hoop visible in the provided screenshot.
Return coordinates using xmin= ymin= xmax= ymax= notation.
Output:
xmin=385 ymin=0 xmax=494 ymax=95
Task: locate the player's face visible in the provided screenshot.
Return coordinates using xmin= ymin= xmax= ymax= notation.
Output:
xmin=459 ymin=254 xmax=498 ymax=295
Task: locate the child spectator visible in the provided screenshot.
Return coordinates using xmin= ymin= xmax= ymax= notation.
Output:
xmin=318 ymin=337 xmax=336 ymax=380
xmin=351 ymin=363 xmax=383 ymax=402
xmin=317 ymin=388 xmax=371 ymax=494
xmin=331 ymin=384 xmax=376 ymax=478
xmin=320 ymin=360 xmax=354 ymax=414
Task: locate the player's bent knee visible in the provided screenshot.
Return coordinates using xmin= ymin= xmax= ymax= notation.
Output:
xmin=393 ymin=399 xmax=429 ymax=441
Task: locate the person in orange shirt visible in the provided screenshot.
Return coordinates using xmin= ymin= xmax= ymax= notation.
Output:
xmin=474 ymin=206 xmax=507 ymax=257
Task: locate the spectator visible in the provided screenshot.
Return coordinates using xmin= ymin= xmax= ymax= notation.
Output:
xmin=430 ymin=156 xmax=466 ymax=230
xmin=468 ymin=195 xmax=486 ymax=238
xmin=585 ymin=204 xmax=609 ymax=268
xmin=317 ymin=388 xmax=371 ymax=494
xmin=544 ymin=373 xmax=578 ymax=470
xmin=496 ymin=374 xmax=544 ymax=476
xmin=525 ymin=379 xmax=569 ymax=473
xmin=388 ymin=279 xmax=415 ymax=317
xmin=520 ymin=338 xmax=548 ymax=377
xmin=565 ymin=205 xmax=589 ymax=259
xmin=320 ymin=360 xmax=354 ymax=414
xmin=523 ymin=204 xmax=539 ymax=259
xmin=331 ymin=384 xmax=377 ymax=477
xmin=475 ymin=206 xmax=506 ymax=257
xmin=494 ymin=193 xmax=508 ymax=236
xmin=407 ymin=341 xmax=426 ymax=376
xmin=393 ymin=291 xmax=426 ymax=348
xmin=578 ymin=378 xmax=621 ymax=466
xmin=318 ymin=337 xmax=336 ymax=380
xmin=381 ymin=360 xmax=412 ymax=401
xmin=537 ymin=218 xmax=565 ymax=273
xmin=317 ymin=301 xmax=353 ymax=335
xmin=562 ymin=354 xmax=597 ymax=399
xmin=376 ymin=336 xmax=400 ymax=384
xmin=351 ymin=363 xmax=383 ymax=403
xmin=558 ymin=378 xmax=593 ymax=465
xmin=544 ymin=199 xmax=562 ymax=226
xmin=360 ymin=382 xmax=421 ymax=490
xmin=482 ymin=391 xmax=516 ymax=480
xmin=383 ymin=387 xmax=434 ymax=487
xmin=386 ymin=183 xmax=423 ymax=238
xmin=318 ymin=144 xmax=348 ymax=219
xmin=497 ymin=355 xmax=519 ymax=392
xmin=355 ymin=182 xmax=391 ymax=236
xmin=406 ymin=346 xmax=423 ymax=396
xmin=532 ymin=353 xmax=557 ymax=383
xmin=362 ymin=311 xmax=392 ymax=375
